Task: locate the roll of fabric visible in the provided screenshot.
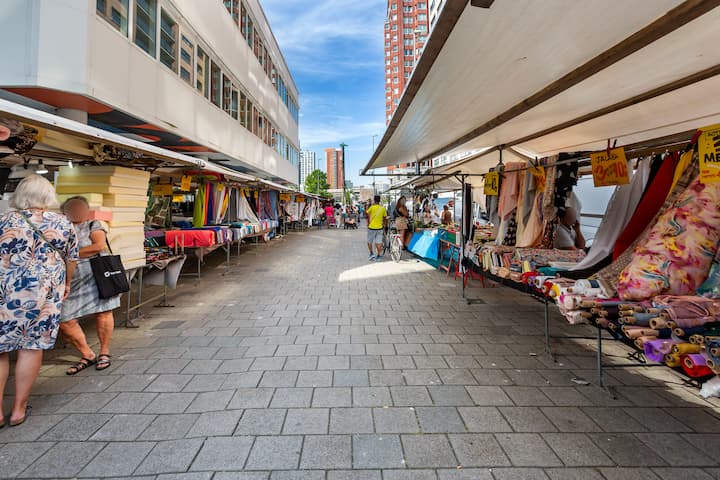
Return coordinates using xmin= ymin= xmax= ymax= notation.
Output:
xmin=665 ymin=353 xmax=682 ymax=367
xmin=650 ymin=317 xmax=674 ymax=330
xmin=622 ymin=327 xmax=659 ymax=339
xmin=689 ymin=334 xmax=705 ymax=345
xmin=681 ymin=353 xmax=713 ymax=378
xmin=644 ymin=339 xmax=676 ymax=362
xmin=672 ymin=343 xmax=702 ymax=355
xmin=674 ymin=325 xmax=710 ymax=338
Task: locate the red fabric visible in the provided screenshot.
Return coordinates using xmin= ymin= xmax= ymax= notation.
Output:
xmin=612 ymin=154 xmax=678 ymax=260
xmin=165 ymin=230 xmax=216 ymax=248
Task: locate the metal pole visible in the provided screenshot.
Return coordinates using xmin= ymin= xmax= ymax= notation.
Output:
xmin=460 ymin=175 xmax=466 ymax=300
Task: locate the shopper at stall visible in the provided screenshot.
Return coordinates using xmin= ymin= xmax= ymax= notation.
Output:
xmin=441 ymin=204 xmax=453 ymax=225
xmin=554 ymin=206 xmax=586 ymax=250
xmin=334 ymin=203 xmax=343 ymax=229
xmin=324 ymin=203 xmax=334 ymax=228
xmin=366 ymin=195 xmax=387 ymax=261
xmin=59 ymin=196 xmax=121 ymax=375
xmin=423 ymin=205 xmax=433 ymax=224
xmin=0 ymin=175 xmax=78 ymax=427
xmin=394 ymin=195 xmax=410 ymax=248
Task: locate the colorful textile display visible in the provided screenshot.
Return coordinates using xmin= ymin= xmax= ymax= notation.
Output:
xmin=617 ymin=176 xmax=720 ymax=300
xmin=165 ymin=230 xmax=216 ymax=248
xmin=498 ymin=162 xmax=525 ymax=220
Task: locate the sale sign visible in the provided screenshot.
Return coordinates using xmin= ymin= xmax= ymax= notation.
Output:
xmin=698 ymin=123 xmax=720 ymax=183
xmin=484 ymin=171 xmax=499 ymax=195
xmin=590 ymin=147 xmax=629 ymax=187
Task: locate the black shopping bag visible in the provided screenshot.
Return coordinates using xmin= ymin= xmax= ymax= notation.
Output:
xmin=90 ymin=254 xmax=130 ymax=299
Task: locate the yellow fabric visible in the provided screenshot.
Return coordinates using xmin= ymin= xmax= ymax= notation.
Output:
xmin=668 ymin=150 xmax=694 ymax=199
xmin=367 ymin=205 xmax=387 ymax=230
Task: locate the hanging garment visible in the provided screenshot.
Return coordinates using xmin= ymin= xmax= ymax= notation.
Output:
xmin=553 ymin=155 xmax=579 ymax=211
xmin=613 ymin=153 xmax=680 ymax=259
xmin=516 ymin=192 xmax=544 ymax=248
xmin=514 ymin=169 xmax=530 ymax=242
xmin=570 ymin=159 xmax=650 ymax=270
xmin=236 ymin=191 xmax=260 ymax=224
xmin=502 ymin=210 xmax=518 ymax=246
xmin=617 ymin=175 xmax=720 ymax=300
xmin=542 ymin=156 xmax=559 ymax=220
xmin=498 ymin=162 xmax=524 ymax=220
xmin=193 ymin=183 xmax=206 ymax=227
xmin=595 ymin=151 xmax=699 ymax=297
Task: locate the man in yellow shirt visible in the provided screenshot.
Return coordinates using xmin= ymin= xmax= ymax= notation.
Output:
xmin=365 ymin=195 xmax=387 ymax=261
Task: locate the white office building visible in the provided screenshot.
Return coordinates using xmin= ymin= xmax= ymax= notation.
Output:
xmin=0 ymin=0 xmax=300 ymax=185
xmin=299 ymin=150 xmax=317 ymax=190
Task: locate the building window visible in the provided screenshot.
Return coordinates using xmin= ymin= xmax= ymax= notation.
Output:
xmin=418 ymin=13 xmax=427 ymax=20
xmin=210 ymin=61 xmax=222 ymax=107
xmin=179 ymin=35 xmax=194 ymax=85
xmin=241 ymin=3 xmax=254 ymax=48
xmin=134 ymin=0 xmax=157 ymax=57
xmin=97 ymin=0 xmax=129 ymax=35
xmin=196 ymin=47 xmax=209 ymax=97
xmin=222 ymin=75 xmax=232 ymax=116
xmin=230 ymin=87 xmax=239 ymax=120
xmin=159 ymin=10 xmax=178 ymax=72
xmin=223 ymin=0 xmax=239 ymax=24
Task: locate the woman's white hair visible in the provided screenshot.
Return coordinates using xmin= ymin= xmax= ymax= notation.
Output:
xmin=9 ymin=174 xmax=59 ymax=210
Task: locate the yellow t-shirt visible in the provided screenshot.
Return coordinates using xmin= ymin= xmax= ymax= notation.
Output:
xmin=366 ymin=205 xmax=386 ymax=230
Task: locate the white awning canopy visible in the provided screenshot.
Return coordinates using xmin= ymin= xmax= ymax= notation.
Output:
xmin=364 ymin=0 xmax=720 ymax=173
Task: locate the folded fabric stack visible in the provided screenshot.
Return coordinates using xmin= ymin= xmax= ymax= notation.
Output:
xmin=56 ymin=166 xmax=149 ymax=270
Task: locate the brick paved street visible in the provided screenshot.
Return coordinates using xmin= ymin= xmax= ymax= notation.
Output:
xmin=1 ymin=228 xmax=720 ymax=479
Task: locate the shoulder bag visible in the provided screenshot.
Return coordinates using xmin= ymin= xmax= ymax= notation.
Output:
xmin=89 ymin=230 xmax=130 ymax=299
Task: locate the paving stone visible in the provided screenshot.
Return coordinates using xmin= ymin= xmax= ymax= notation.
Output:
xmin=147 ymin=358 xmax=191 ymax=374
xmin=402 ymin=369 xmax=441 ymax=386
xmin=246 ymin=435 xmax=303 ymax=470
xmin=105 ymin=374 xmax=157 ymax=392
xmin=382 ymin=471 xmax=438 ymax=480
xmin=228 ymin=388 xmax=275 ymax=409
xmin=416 ymin=406 xmax=466 ymax=433
xmin=494 ymin=433 xmax=563 ymax=467
xmin=458 ymin=406 xmax=512 ymax=432
xmin=54 ymin=392 xmax=117 ymax=413
xmin=541 ymin=406 xmax=602 ymax=432
xmin=79 ymin=441 xmax=155 ymax=477
xmin=19 ymin=441 xmax=105 ymax=478
xmin=41 ymin=413 xmax=112 ymax=440
xmin=186 ymin=409 xmax=243 ymax=437
xmin=502 ymin=387 xmax=554 ymax=406
xmin=185 ymin=390 xmax=234 ymax=412
xmin=0 ymin=442 xmax=54 ymax=477
xmin=652 ymin=468 xmax=716 ymax=480
xmin=300 ymin=435 xmax=352 ymax=469
xmin=190 ymin=435 xmax=255 ymax=471
xmin=89 ymin=414 xmax=156 ymax=441
xmin=313 ymin=387 xmax=352 ymax=407
xmin=270 ymin=387 xmax=313 ymax=407
xmin=428 ymin=386 xmax=474 ymax=406
xmin=353 ymin=386 xmax=392 ymax=406
xmin=327 ymin=471 xmax=381 ymax=480
xmin=465 ymin=386 xmax=514 ymax=406
xmin=334 ymin=370 xmax=370 ymax=387
xmin=447 ymin=433 xmax=510 ymax=467
xmin=599 ymin=467 xmax=662 ymax=480
xmin=222 ymin=372 xmax=263 ymax=389
xmin=136 ymin=438 xmax=205 ymax=475
xmin=215 ymin=473 xmax=270 ymax=480
xmin=260 ymin=370 xmax=299 ymax=387
xmin=143 ymin=392 xmax=196 ymax=414
xmin=182 ymin=359 xmax=223 ymax=374
xmin=402 ymin=434 xmax=458 ymax=468
xmin=283 ymin=408 xmax=329 ymax=434
xmin=369 ymin=369 xmax=405 ymax=386
xmin=138 ymin=413 xmax=198 ymax=440
xmin=352 ymin=434 xmax=405 ymax=469
xmin=145 ymin=374 xmax=193 ymax=392
xmin=498 ymin=407 xmax=557 ymax=432
xmin=183 ymin=374 xmax=227 ymax=392
xmin=588 ymin=433 xmax=668 ymax=466
xmin=543 ymin=468 xmax=605 ymax=480
xmin=436 ymin=468 xmax=494 ymax=480
xmin=390 ymin=386 xmax=433 ymax=406
xmin=542 ymin=433 xmax=615 ymax=466
xmin=623 ymin=408 xmax=691 ymax=433
xmin=330 ymin=407 xmax=374 ymax=434
xmin=270 ymin=471 xmax=325 ymax=480
xmin=490 ymin=468 xmax=551 ymax=480
xmin=297 ymin=370 xmax=333 ymax=387
xmin=235 ymin=408 xmax=286 ymax=435
xmin=635 ymin=433 xmax=716 ymax=466
xmin=373 ymin=407 xmax=419 ymax=433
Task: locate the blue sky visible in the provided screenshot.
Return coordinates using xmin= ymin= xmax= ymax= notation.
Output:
xmin=261 ymin=0 xmax=387 ymax=185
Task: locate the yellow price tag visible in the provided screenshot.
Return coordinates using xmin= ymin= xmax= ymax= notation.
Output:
xmin=530 ymin=165 xmax=546 ymax=192
xmin=152 ymin=183 xmax=174 ymax=196
xmin=279 ymin=193 xmax=291 ymax=201
xmin=295 ymin=195 xmax=305 ymax=203
xmin=590 ymin=147 xmax=629 ymax=187
xmin=698 ymin=123 xmax=720 ymax=183
xmin=172 ymin=195 xmax=185 ymax=203
xmin=180 ymin=175 xmax=192 ymax=191
xmin=484 ymin=172 xmax=499 ymax=196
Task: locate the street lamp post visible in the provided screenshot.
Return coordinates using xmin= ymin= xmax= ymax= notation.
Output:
xmin=340 ymin=142 xmax=348 ymax=206
xmin=371 ymin=134 xmax=378 ymax=195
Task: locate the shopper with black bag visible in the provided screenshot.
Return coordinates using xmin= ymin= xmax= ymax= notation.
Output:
xmin=59 ymin=196 xmax=126 ymax=375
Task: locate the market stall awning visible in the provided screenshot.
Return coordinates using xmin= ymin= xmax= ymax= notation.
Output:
xmin=0 ymin=98 xmax=261 ymax=185
xmin=364 ymin=0 xmax=720 ymax=173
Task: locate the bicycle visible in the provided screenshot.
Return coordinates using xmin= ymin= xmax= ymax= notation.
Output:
xmin=382 ymin=224 xmax=403 ymax=263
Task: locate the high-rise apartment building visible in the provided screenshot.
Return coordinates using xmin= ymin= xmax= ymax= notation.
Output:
xmin=384 ymin=0 xmax=430 ymax=124
xmin=299 ymin=150 xmax=316 ymax=189
xmin=0 ymin=0 xmax=300 ymax=185
xmin=324 ymin=148 xmax=344 ymax=190
xmin=429 ymin=0 xmax=446 ymax=30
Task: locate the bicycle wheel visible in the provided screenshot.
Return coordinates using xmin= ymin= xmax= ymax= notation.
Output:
xmin=381 ymin=230 xmax=389 ymax=256
xmin=391 ymin=236 xmax=402 ymax=262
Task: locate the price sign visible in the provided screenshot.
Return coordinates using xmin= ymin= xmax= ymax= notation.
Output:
xmin=172 ymin=194 xmax=185 ymax=203
xmin=295 ymin=195 xmax=305 ymax=203
xmin=180 ymin=175 xmax=192 ymax=191
xmin=698 ymin=123 xmax=720 ymax=183
xmin=152 ymin=183 xmax=173 ymax=196
xmin=483 ymin=171 xmax=499 ymax=195
xmin=590 ymin=147 xmax=629 ymax=187
xmin=279 ymin=193 xmax=291 ymax=201
xmin=529 ymin=165 xmax=546 ymax=192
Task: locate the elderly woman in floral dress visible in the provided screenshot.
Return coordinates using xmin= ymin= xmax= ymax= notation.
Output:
xmin=0 ymin=175 xmax=78 ymax=427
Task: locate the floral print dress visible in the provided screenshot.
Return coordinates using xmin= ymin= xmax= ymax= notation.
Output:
xmin=0 ymin=210 xmax=78 ymax=352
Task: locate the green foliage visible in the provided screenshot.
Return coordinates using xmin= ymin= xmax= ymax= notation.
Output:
xmin=305 ymin=169 xmax=330 ymax=196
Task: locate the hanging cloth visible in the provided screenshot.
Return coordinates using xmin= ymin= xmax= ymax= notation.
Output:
xmin=570 ymin=159 xmax=650 ymax=271
xmin=497 ymin=162 xmax=524 ymax=220
xmin=193 ymin=183 xmax=206 ymax=227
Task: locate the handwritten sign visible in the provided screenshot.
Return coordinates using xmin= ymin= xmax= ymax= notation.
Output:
xmin=295 ymin=195 xmax=305 ymax=203
xmin=173 ymin=195 xmax=185 ymax=203
xmin=180 ymin=175 xmax=192 ymax=191
xmin=279 ymin=193 xmax=291 ymax=201
xmin=529 ymin=165 xmax=546 ymax=192
xmin=590 ymin=147 xmax=629 ymax=187
xmin=152 ymin=183 xmax=174 ymax=196
xmin=698 ymin=123 xmax=720 ymax=183
xmin=483 ymin=172 xmax=499 ymax=196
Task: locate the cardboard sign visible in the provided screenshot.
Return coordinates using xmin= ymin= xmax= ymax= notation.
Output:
xmin=698 ymin=123 xmax=720 ymax=183
xmin=295 ymin=195 xmax=305 ymax=203
xmin=590 ymin=147 xmax=629 ymax=187
xmin=483 ymin=172 xmax=499 ymax=196
xmin=180 ymin=175 xmax=192 ymax=191
xmin=173 ymin=194 xmax=185 ymax=203
xmin=279 ymin=193 xmax=291 ymax=201
xmin=529 ymin=165 xmax=546 ymax=192
xmin=152 ymin=183 xmax=174 ymax=196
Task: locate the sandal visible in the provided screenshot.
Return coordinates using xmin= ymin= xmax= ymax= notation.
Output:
xmin=9 ymin=406 xmax=30 ymax=427
xmin=0 ymin=416 xmax=5 ymax=429
xmin=96 ymin=354 xmax=112 ymax=371
xmin=66 ymin=357 xmax=96 ymax=376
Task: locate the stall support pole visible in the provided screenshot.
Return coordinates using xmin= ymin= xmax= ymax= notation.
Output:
xmin=544 ymin=297 xmax=553 ymax=360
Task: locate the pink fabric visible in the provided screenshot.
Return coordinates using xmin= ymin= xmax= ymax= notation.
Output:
xmin=498 ymin=162 xmax=525 ymax=220
xmin=165 ymin=230 xmax=216 ymax=248
xmin=617 ymin=177 xmax=720 ymax=300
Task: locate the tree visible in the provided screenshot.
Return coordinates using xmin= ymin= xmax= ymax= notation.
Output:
xmin=305 ymin=169 xmax=330 ymax=196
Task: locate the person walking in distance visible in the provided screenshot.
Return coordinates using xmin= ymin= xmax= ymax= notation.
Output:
xmin=366 ymin=195 xmax=387 ymax=261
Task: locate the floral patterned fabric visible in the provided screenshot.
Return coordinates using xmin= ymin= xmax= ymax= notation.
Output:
xmin=618 ymin=177 xmax=720 ymax=301
xmin=0 ymin=210 xmax=78 ymax=352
